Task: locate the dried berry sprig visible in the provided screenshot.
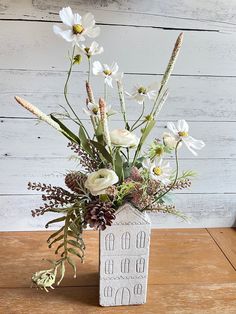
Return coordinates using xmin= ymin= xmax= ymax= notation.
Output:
xmin=67 ymin=142 xmax=100 ymax=172
xmin=157 ymin=178 xmax=191 ymax=194
xmin=28 ymin=182 xmax=77 ymax=217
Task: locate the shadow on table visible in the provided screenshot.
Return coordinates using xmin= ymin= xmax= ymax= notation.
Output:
xmin=53 ymin=271 xmax=100 ymax=307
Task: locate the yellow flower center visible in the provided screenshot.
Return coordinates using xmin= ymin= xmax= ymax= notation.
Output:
xmin=155 ymin=147 xmax=164 ymax=156
xmin=73 ymin=24 xmax=84 ymax=35
xmin=92 ymin=107 xmax=98 ymax=114
xmin=138 ymin=86 xmax=147 ymax=94
xmin=178 ymin=131 xmax=188 ymax=137
xmin=153 ymin=167 xmax=162 ymax=176
xmin=103 ymin=69 xmax=112 ymax=76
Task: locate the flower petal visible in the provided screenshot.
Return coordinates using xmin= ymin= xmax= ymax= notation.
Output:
xmin=177 ymin=119 xmax=189 ymax=132
xmin=59 ymin=7 xmax=74 ymax=27
xmin=81 ymin=12 xmax=95 ymax=29
xmin=54 ymin=27 xmax=74 ymax=42
xmin=184 ymin=136 xmax=205 ymax=156
xmin=167 ymin=122 xmax=178 ymax=135
xmin=92 ymin=61 xmax=103 ymax=75
xmin=73 ymin=13 xmax=82 ymax=24
xmin=142 ymin=159 xmax=151 ymax=169
xmin=86 ymin=26 xmax=100 ymax=38
xmin=105 ymin=76 xmax=113 ymax=88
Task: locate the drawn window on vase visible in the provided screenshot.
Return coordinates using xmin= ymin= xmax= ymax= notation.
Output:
xmin=105 ymin=233 xmax=114 ymax=251
xmin=121 ymin=258 xmax=130 ymax=273
xmin=105 ymin=259 xmax=114 ymax=274
xmin=121 ymin=232 xmax=130 ymax=249
xmin=136 ymin=258 xmax=145 ymax=273
xmin=134 ymin=284 xmax=142 ymax=295
xmin=136 ymin=231 xmax=146 ymax=248
xmin=104 ymin=286 xmax=113 ymax=297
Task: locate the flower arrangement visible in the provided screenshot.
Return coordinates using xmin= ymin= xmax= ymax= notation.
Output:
xmin=14 ymin=7 xmax=205 ymax=292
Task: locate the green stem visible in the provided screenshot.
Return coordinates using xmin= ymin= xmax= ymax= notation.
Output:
xmin=64 ymin=47 xmax=90 ymax=139
xmin=104 ymin=82 xmax=107 ymax=102
xmin=131 ymin=120 xmax=146 ymax=131
xmin=63 ymin=213 xmax=71 ymax=258
xmin=131 ymin=101 xmax=145 ymax=131
xmin=141 ymin=140 xmax=181 ymax=211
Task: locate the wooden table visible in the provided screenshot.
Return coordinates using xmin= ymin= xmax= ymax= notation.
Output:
xmin=0 ymin=228 xmax=235 ymax=313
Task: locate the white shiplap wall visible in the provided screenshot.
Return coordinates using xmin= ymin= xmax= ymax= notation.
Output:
xmin=0 ymin=0 xmax=236 ymax=230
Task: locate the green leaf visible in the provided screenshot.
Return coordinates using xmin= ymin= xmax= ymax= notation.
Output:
xmin=140 ymin=120 xmax=156 ymax=145
xmin=68 ymin=239 xmax=85 ymax=255
xmin=114 ymin=149 xmax=124 ymax=181
xmin=48 ymin=234 xmax=64 ymax=248
xmin=68 ymin=247 xmax=84 ymax=261
xmin=57 ymin=261 xmax=65 ymax=285
xmin=47 ymin=226 xmax=65 ymax=244
xmin=79 ymin=126 xmax=93 ymax=156
xmin=95 ymin=120 xmax=104 ymax=143
xmin=67 ymin=256 xmax=77 ymax=278
xmin=90 ymin=140 xmax=112 ymax=163
xmin=45 ymin=216 xmax=66 ymax=229
xmin=50 ymin=114 xmax=80 ymax=144
xmin=55 ymin=242 xmax=65 ymax=254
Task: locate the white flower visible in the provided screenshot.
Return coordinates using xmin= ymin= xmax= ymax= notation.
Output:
xmin=83 ymin=102 xmax=99 ymax=116
xmin=143 ymin=158 xmax=172 ymax=185
xmin=77 ymin=41 xmax=103 ymax=58
xmin=163 ymin=132 xmax=180 ymax=150
xmin=110 ymin=129 xmax=139 ymax=148
xmin=85 ymin=169 xmax=119 ymax=196
xmin=167 ymin=120 xmax=205 ymax=156
xmin=53 ymin=7 xmax=100 ymax=44
xmin=83 ymin=102 xmax=116 ymax=117
xmin=92 ymin=61 xmax=123 ymax=88
xmin=126 ymin=83 xmax=159 ymax=104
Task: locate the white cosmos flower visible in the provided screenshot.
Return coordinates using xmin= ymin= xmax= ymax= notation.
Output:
xmin=83 ymin=102 xmax=116 ymax=117
xmin=85 ymin=169 xmax=119 ymax=196
xmin=83 ymin=102 xmax=99 ymax=116
xmin=77 ymin=41 xmax=103 ymax=58
xmin=126 ymin=83 xmax=159 ymax=104
xmin=167 ymin=119 xmax=205 ymax=156
xmin=110 ymin=129 xmax=139 ymax=148
xmin=92 ymin=61 xmax=123 ymax=88
xmin=53 ymin=7 xmax=100 ymax=44
xmin=143 ymin=158 xmax=172 ymax=185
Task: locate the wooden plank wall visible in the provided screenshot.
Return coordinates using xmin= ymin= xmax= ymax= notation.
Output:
xmin=0 ymin=0 xmax=236 ymax=230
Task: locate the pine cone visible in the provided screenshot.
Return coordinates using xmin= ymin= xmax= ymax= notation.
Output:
xmin=84 ymin=201 xmax=116 ymax=231
xmin=65 ymin=172 xmax=84 ymax=194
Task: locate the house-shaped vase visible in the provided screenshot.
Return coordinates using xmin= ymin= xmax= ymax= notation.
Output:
xmin=99 ymin=202 xmax=151 ymax=306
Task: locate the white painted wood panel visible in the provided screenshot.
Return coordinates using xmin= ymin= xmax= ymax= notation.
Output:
xmin=0 ymin=1 xmax=235 ymax=229
xmin=0 ymin=194 xmax=235 ymax=231
xmin=1 ymin=0 xmax=236 ymax=31
xmin=1 ymin=119 xmax=236 ymax=159
xmin=0 ymin=157 xmax=234 ymax=194
xmin=0 ymin=21 xmax=236 ymax=75
xmin=2 ymin=70 xmax=236 ymax=121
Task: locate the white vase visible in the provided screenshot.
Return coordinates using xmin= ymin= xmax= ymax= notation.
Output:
xmin=99 ymin=202 xmax=151 ymax=306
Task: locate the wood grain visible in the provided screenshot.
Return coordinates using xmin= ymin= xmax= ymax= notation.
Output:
xmin=0 ymin=157 xmax=235 ymax=194
xmin=208 ymin=228 xmax=236 ymax=269
xmin=2 ymin=71 xmax=236 ymax=122
xmin=0 ymin=230 xmax=235 ymax=288
xmin=1 ymin=194 xmax=235 ymax=230
xmin=0 ymin=229 xmax=235 ymax=313
xmin=1 ymin=0 xmax=236 ymax=31
xmin=0 ymin=21 xmax=236 ymax=76
xmin=1 ymin=119 xmax=235 ymax=159
xmin=0 ymin=283 xmax=236 ymax=314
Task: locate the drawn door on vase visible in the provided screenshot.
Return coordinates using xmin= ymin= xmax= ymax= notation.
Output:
xmin=115 ymin=287 xmax=131 ymax=305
